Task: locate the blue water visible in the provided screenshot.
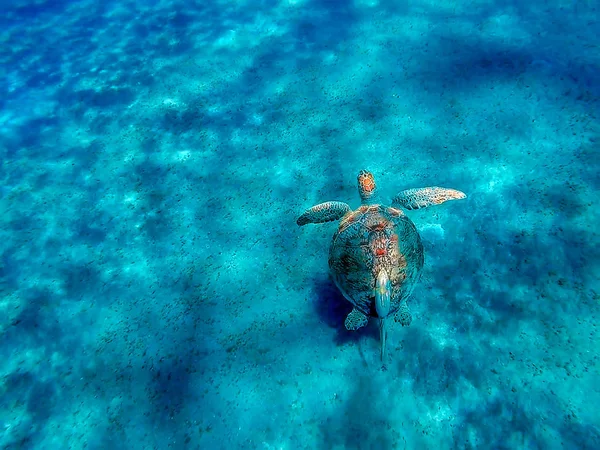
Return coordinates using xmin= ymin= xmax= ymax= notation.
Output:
xmin=1 ymin=0 xmax=598 ymax=448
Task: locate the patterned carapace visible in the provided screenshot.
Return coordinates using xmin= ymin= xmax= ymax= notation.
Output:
xmin=329 ymin=205 xmax=418 ymax=318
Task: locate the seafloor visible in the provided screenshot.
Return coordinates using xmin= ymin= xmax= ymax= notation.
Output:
xmin=1 ymin=0 xmax=598 ymax=449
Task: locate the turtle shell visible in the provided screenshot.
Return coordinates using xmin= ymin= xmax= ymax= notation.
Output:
xmin=328 ymin=204 xmax=424 ymax=318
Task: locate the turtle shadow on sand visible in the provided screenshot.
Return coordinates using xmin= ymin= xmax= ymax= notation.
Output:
xmin=312 ymin=276 xmax=380 ymax=345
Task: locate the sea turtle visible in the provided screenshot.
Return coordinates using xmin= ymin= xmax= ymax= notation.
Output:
xmin=297 ymin=170 xmax=466 ymax=363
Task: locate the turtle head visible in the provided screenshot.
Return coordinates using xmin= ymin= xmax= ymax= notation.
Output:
xmin=357 ymin=170 xmax=377 ymax=204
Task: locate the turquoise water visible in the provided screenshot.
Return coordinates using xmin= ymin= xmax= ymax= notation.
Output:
xmin=1 ymin=0 xmax=599 ymax=448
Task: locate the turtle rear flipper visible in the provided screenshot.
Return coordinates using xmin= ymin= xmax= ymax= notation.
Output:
xmin=344 ymin=308 xmax=368 ymax=330
xmin=297 ymin=201 xmax=351 ymax=226
xmin=395 ymin=301 xmax=412 ymax=326
xmin=392 ymin=187 xmax=466 ymax=210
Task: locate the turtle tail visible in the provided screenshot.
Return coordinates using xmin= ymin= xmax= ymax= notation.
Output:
xmin=379 ymin=318 xmax=389 ymax=363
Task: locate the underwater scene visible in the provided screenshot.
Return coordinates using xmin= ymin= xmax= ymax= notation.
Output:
xmin=1 ymin=0 xmax=598 ymax=448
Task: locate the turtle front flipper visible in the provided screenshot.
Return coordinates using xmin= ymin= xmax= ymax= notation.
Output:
xmin=296 ymin=201 xmax=351 ymax=226
xmin=375 ymin=269 xmax=392 ymax=363
xmin=344 ymin=308 xmax=368 ymax=330
xmin=394 ymin=301 xmax=412 ymax=327
xmin=392 ymin=187 xmax=466 ymax=210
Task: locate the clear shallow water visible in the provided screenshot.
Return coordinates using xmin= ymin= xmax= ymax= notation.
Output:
xmin=1 ymin=0 xmax=598 ymax=448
